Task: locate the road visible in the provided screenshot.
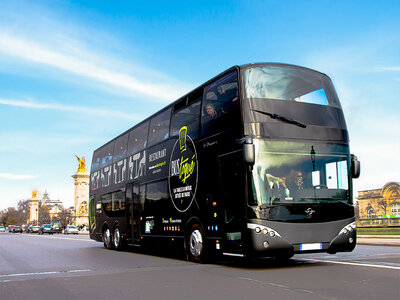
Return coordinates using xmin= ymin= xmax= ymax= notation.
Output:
xmin=1 ymin=232 xmax=399 ymax=300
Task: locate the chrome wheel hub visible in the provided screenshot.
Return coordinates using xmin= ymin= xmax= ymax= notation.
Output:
xmin=104 ymin=229 xmax=110 ymax=245
xmin=114 ymin=229 xmax=120 ymax=247
xmin=189 ymin=229 xmax=203 ymax=257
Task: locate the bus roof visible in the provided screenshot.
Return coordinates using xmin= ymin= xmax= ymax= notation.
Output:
xmin=92 ymin=63 xmax=330 ymax=153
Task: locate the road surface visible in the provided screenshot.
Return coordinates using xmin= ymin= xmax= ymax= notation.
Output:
xmin=1 ymin=233 xmax=399 ymax=299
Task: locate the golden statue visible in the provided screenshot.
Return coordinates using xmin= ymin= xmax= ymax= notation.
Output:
xmin=32 ymin=189 xmax=38 ymax=199
xmin=75 ymin=155 xmax=87 ymax=173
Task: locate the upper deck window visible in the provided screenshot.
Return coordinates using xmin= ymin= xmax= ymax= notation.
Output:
xmin=128 ymin=121 xmax=149 ymax=155
xmin=100 ymin=142 xmax=114 ymax=168
xmin=244 ymin=66 xmax=340 ymax=108
xmin=201 ymin=72 xmax=239 ymax=135
xmin=203 ymin=72 xmax=238 ymax=117
xmin=148 ymin=109 xmax=171 ymax=147
xmin=113 ymin=132 xmax=129 ymax=162
xmin=91 ymin=150 xmax=101 ymax=172
xmin=171 ymin=99 xmax=201 ymax=139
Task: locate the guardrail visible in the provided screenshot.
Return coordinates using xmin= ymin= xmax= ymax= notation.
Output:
xmin=356 ymin=218 xmax=400 ymax=228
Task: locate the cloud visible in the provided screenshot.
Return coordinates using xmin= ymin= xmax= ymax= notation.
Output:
xmin=0 ymin=173 xmax=37 ymax=180
xmin=0 ymin=98 xmax=143 ymax=121
xmin=0 ymin=31 xmax=186 ymax=102
xmin=375 ymin=66 xmax=400 ymax=72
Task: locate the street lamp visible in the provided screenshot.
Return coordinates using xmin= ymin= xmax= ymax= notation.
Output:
xmin=36 ymin=208 xmax=38 ymax=225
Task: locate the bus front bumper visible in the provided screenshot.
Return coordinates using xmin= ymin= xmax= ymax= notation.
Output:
xmin=247 ymin=219 xmax=356 ymax=257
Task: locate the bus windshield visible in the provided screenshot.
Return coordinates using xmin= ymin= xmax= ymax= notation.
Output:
xmin=250 ymin=139 xmax=351 ymax=206
xmin=243 ymin=65 xmax=341 ymax=108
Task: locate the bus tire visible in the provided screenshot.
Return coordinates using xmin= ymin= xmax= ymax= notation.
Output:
xmin=186 ymin=223 xmax=206 ymax=263
xmin=113 ymin=225 xmax=123 ymax=251
xmin=103 ymin=227 xmax=112 ymax=249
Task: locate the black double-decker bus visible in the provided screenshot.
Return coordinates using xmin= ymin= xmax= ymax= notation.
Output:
xmin=89 ymin=63 xmax=360 ymax=263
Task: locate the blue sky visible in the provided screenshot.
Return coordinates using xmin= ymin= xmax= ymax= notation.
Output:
xmin=0 ymin=0 xmax=399 ymax=210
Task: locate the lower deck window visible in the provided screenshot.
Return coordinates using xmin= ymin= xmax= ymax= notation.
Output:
xmin=101 ymin=190 xmax=126 ymax=213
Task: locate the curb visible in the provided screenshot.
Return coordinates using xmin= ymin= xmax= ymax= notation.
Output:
xmin=356 ymin=236 xmax=400 ymax=246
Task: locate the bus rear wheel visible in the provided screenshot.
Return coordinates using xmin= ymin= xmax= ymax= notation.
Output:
xmin=113 ymin=225 xmax=124 ymax=251
xmin=103 ymin=227 xmax=112 ymax=249
xmin=186 ymin=223 xmax=206 ymax=263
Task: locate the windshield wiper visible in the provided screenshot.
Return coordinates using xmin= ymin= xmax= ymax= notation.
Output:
xmin=251 ymin=109 xmax=307 ymax=128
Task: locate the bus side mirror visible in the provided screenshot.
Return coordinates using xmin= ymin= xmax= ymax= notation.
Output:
xmin=243 ymin=137 xmax=255 ymax=166
xmin=351 ymin=154 xmax=360 ymax=179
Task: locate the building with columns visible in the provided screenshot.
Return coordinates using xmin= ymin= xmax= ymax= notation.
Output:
xmin=72 ymin=155 xmax=89 ymax=226
xmin=28 ymin=190 xmax=64 ymax=224
xmin=356 ymin=182 xmax=400 ymax=227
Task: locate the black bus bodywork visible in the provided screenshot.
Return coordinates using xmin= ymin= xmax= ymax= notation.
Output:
xmin=89 ymin=63 xmax=360 ymax=262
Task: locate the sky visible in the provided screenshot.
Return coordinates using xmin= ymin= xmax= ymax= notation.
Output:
xmin=0 ymin=0 xmax=399 ymax=210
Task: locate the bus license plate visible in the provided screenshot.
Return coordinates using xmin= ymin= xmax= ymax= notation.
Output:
xmin=300 ymin=243 xmax=323 ymax=251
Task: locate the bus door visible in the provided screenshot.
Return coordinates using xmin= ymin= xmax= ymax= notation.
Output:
xmin=125 ymin=183 xmax=133 ymax=241
xmin=219 ymin=151 xmax=245 ymax=252
xmin=132 ymin=182 xmax=141 ymax=241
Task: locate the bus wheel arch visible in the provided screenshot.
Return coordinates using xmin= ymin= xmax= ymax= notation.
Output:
xmin=102 ymin=223 xmax=112 ymax=249
xmin=185 ymin=218 xmax=207 ymax=263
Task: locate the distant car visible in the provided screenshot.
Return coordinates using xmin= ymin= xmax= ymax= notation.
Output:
xmin=8 ymin=225 xmax=15 ymax=233
xmin=31 ymin=225 xmax=41 ymax=233
xmin=39 ymin=224 xmax=53 ymax=234
xmin=13 ymin=225 xmax=23 ymax=233
xmin=52 ymin=225 xmax=62 ymax=234
xmin=64 ymin=225 xmax=79 ymax=235
xmin=0 ymin=226 xmax=5 ymax=232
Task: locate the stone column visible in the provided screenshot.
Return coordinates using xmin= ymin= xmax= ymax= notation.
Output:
xmin=29 ymin=190 xmax=39 ymax=225
xmin=72 ymin=155 xmax=89 ymax=227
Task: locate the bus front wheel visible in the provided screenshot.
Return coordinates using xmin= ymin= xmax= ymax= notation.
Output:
xmin=186 ymin=223 xmax=206 ymax=263
xmin=103 ymin=228 xmax=112 ymax=249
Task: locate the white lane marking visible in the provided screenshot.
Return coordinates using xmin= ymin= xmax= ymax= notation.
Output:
xmin=0 ymin=269 xmax=92 ymax=278
xmin=22 ymin=234 xmax=95 ymax=242
xmin=299 ymin=258 xmax=400 ymax=270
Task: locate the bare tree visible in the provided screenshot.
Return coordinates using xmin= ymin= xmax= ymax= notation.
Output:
xmin=58 ymin=208 xmax=72 ymax=227
xmin=5 ymin=207 xmax=19 ymax=226
xmin=17 ymin=200 xmax=30 ymax=225
xmin=38 ymin=204 xmax=50 ymax=224
xmin=354 ymin=201 xmax=360 ymax=220
xmin=377 ymin=200 xmax=389 ymax=217
xmin=0 ymin=209 xmax=6 ymax=226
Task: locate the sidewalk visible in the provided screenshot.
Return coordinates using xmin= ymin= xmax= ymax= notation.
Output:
xmin=357 ymin=235 xmax=400 ymax=246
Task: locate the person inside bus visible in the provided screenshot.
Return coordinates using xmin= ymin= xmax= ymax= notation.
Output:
xmin=205 ymin=103 xmax=218 ymax=119
xmin=265 ymin=174 xmax=290 ymax=200
xmin=286 ymin=170 xmax=306 ymax=191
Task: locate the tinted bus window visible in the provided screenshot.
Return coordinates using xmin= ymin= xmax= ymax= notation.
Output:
xmin=101 ymin=190 xmax=125 ymax=213
xmin=128 ymin=121 xmax=149 ymax=155
xmin=201 ymin=72 xmax=238 ymax=135
xmin=203 ymin=72 xmax=238 ymax=116
xmin=148 ymin=109 xmax=171 ymax=147
xmin=101 ymin=193 xmax=112 ymax=212
xmin=91 ymin=150 xmax=101 ymax=172
xmin=112 ymin=190 xmax=125 ymax=211
xmin=144 ymin=180 xmax=168 ymax=214
xmin=243 ymin=66 xmax=340 ymax=107
xmin=100 ymin=142 xmax=114 ymax=168
xmin=170 ymin=99 xmax=201 ymax=139
xmin=113 ymin=132 xmax=129 ymax=162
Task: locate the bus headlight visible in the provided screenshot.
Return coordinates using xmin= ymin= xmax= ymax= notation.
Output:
xmin=247 ymin=223 xmax=281 ymax=238
xmin=339 ymin=222 xmax=356 ymax=235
